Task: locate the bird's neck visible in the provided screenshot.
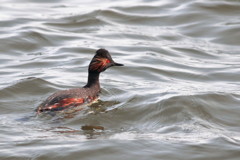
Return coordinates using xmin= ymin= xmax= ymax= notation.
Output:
xmin=84 ymin=72 xmax=100 ymax=90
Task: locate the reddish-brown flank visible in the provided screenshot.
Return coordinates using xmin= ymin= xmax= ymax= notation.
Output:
xmin=44 ymin=98 xmax=84 ymax=110
xmin=41 ymin=96 xmax=96 ymax=111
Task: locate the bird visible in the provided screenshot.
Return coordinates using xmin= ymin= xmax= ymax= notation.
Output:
xmin=36 ymin=49 xmax=123 ymax=113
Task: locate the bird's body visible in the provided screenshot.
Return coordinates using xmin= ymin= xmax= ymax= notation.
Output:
xmin=36 ymin=49 xmax=123 ymax=113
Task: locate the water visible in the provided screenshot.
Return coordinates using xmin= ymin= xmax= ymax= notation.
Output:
xmin=0 ymin=0 xmax=240 ymax=159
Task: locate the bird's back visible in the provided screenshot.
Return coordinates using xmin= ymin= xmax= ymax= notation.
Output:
xmin=36 ymin=87 xmax=100 ymax=113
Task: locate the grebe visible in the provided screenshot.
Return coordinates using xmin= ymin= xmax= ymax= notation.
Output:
xmin=36 ymin=49 xmax=123 ymax=113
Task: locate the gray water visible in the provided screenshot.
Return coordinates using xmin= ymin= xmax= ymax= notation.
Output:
xmin=0 ymin=0 xmax=240 ymax=159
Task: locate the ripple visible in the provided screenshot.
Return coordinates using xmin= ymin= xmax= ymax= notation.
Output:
xmin=0 ymin=0 xmax=240 ymax=159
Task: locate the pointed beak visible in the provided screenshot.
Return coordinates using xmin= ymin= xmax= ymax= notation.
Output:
xmin=113 ymin=62 xmax=124 ymax=66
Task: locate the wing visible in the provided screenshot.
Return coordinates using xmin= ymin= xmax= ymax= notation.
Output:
xmin=36 ymin=88 xmax=99 ymax=113
xmin=36 ymin=89 xmax=86 ymax=113
xmin=37 ymin=97 xmax=85 ymax=112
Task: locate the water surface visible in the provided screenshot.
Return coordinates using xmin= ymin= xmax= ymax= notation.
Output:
xmin=0 ymin=0 xmax=240 ymax=159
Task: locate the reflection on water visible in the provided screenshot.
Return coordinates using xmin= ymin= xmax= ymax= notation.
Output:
xmin=0 ymin=0 xmax=240 ymax=159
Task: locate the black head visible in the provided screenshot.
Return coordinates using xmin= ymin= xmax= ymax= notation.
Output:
xmin=89 ymin=49 xmax=123 ymax=73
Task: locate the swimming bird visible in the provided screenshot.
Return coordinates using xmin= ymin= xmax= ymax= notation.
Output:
xmin=36 ymin=49 xmax=123 ymax=113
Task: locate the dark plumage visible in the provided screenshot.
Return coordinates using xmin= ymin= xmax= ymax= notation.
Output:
xmin=36 ymin=49 xmax=123 ymax=113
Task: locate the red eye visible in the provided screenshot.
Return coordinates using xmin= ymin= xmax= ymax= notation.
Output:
xmin=106 ymin=59 xmax=110 ymax=63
